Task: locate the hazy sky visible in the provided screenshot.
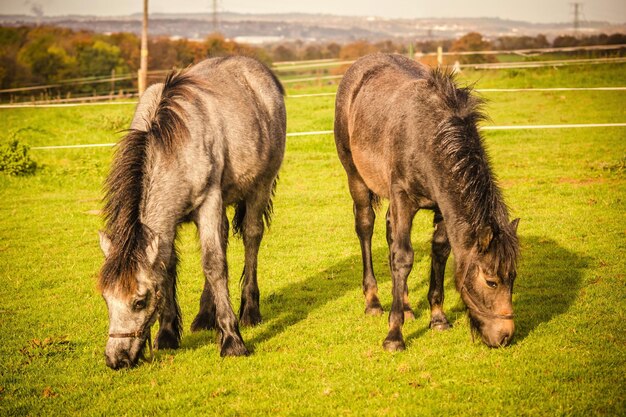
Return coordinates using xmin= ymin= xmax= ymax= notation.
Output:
xmin=1 ymin=0 xmax=625 ymax=24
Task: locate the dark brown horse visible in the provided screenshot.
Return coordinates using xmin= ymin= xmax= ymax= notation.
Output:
xmin=98 ymin=56 xmax=286 ymax=369
xmin=334 ymin=53 xmax=520 ymax=350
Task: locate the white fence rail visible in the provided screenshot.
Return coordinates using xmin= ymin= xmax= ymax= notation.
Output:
xmin=28 ymin=123 xmax=626 ymax=150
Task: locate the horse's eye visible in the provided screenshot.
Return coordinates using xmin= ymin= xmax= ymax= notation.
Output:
xmin=486 ymin=280 xmax=498 ymax=289
xmin=133 ymin=299 xmax=147 ymax=310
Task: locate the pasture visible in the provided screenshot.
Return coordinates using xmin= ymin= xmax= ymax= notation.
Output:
xmin=0 ymin=62 xmax=625 ymax=416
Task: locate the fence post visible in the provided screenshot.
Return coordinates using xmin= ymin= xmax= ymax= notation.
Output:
xmin=437 ymin=46 xmax=443 ymax=66
xmin=110 ymin=68 xmax=115 ymax=96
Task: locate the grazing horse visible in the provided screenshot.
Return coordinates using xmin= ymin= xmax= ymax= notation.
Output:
xmin=334 ymin=53 xmax=520 ymax=351
xmin=98 ymin=56 xmax=286 ymax=369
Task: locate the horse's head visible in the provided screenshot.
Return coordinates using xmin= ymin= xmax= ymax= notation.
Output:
xmin=458 ymin=218 xmax=520 ymax=348
xmin=98 ymin=231 xmax=163 ymax=369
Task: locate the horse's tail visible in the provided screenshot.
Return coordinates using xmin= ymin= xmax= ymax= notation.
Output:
xmin=232 ymin=175 xmax=278 ymax=238
xmin=232 ymin=202 xmax=246 ymax=238
xmin=262 ymin=175 xmax=278 ymax=229
xmin=370 ymin=191 xmax=381 ymax=211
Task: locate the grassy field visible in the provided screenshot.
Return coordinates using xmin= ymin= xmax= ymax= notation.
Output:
xmin=0 ymin=63 xmax=625 ymax=416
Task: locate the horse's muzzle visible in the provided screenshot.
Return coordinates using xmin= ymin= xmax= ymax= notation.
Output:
xmin=105 ymin=337 xmax=145 ymax=370
xmin=481 ymin=318 xmax=515 ymax=348
xmin=105 ymin=352 xmax=134 ymax=370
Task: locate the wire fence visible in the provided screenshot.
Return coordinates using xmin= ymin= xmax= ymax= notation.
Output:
xmin=1 ymin=43 xmax=624 ymax=105
xmin=1 ymin=85 xmax=624 ymax=109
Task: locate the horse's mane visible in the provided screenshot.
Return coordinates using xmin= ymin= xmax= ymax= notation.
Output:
xmin=99 ymin=69 xmax=198 ymax=292
xmin=429 ymin=69 xmax=519 ymax=278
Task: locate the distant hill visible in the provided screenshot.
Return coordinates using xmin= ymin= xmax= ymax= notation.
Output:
xmin=1 ymin=12 xmax=624 ymax=43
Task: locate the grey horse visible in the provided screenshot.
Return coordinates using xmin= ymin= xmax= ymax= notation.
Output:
xmin=98 ymin=56 xmax=286 ymax=369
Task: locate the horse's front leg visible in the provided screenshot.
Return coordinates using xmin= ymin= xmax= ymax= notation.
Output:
xmin=384 ymin=190 xmax=418 ymax=352
xmin=428 ymin=210 xmax=452 ymax=330
xmin=195 ymin=189 xmax=248 ymax=357
xmin=154 ymin=247 xmax=183 ymax=349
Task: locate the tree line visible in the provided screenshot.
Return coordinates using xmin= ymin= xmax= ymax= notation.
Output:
xmin=0 ymin=25 xmax=624 ymax=100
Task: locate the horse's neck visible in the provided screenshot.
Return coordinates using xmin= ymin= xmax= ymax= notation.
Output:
xmin=434 ymin=195 xmax=475 ymax=261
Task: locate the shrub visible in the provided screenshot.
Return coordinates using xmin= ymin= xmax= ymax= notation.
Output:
xmin=0 ymin=138 xmax=37 ymax=175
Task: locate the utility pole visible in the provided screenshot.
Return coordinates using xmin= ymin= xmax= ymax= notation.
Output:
xmin=571 ymin=2 xmax=582 ymax=34
xmin=138 ymin=0 xmax=149 ymax=96
xmin=212 ymin=0 xmax=219 ymax=32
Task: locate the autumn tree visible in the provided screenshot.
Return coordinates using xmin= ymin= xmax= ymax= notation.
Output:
xmin=303 ymin=44 xmax=323 ymax=60
xmin=495 ymin=34 xmax=549 ymax=50
xmin=323 ymin=42 xmax=341 ymax=59
xmin=339 ymin=40 xmax=378 ymax=60
xmin=76 ymin=39 xmax=125 ymax=76
xmin=17 ymin=38 xmax=72 ymax=82
xmin=0 ymin=27 xmax=29 ymax=88
xmin=450 ymin=32 xmax=495 ymax=64
xmin=109 ymin=32 xmax=140 ymax=72
xmin=272 ymin=44 xmax=297 ymax=62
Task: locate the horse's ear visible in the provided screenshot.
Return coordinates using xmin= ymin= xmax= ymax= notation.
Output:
xmin=98 ymin=231 xmax=112 ymax=258
xmin=510 ymin=218 xmax=520 ymax=234
xmin=477 ymin=226 xmax=493 ymax=253
xmin=145 ymin=235 xmax=160 ymax=266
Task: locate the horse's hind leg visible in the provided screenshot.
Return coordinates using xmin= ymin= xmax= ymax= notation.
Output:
xmin=237 ymin=184 xmax=273 ymax=326
xmin=384 ymin=190 xmax=418 ymax=352
xmin=349 ymin=176 xmax=383 ymax=316
xmin=386 ymin=207 xmax=415 ymax=321
xmin=428 ymin=210 xmax=452 ymax=330
xmin=155 ymin=248 xmax=183 ymax=349
xmin=195 ymin=188 xmax=248 ymax=356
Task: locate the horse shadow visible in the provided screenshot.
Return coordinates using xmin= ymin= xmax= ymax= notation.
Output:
xmin=179 ymin=234 xmax=586 ymax=352
xmin=179 ymin=244 xmax=394 ymax=353
xmin=511 ymin=235 xmax=588 ymax=342
xmin=405 ymin=235 xmax=588 ymax=345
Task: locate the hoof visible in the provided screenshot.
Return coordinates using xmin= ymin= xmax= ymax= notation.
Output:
xmin=365 ymin=305 xmax=384 ymax=316
xmin=429 ymin=318 xmax=452 ymax=331
xmin=403 ymin=308 xmax=415 ymax=321
xmin=365 ymin=297 xmax=384 ymax=316
xmin=383 ymin=337 xmax=406 ymax=352
xmin=220 ymin=336 xmax=250 ymax=357
xmin=190 ymin=311 xmax=216 ymax=332
xmin=239 ymin=307 xmax=262 ymax=327
xmin=383 ymin=327 xmax=405 ymax=352
xmin=154 ymin=329 xmax=180 ymax=350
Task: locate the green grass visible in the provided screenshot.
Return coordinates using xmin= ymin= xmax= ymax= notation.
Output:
xmin=0 ymin=63 xmax=625 ymax=416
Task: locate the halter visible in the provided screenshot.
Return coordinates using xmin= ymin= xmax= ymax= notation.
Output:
xmin=459 ymin=257 xmax=515 ymax=321
xmin=108 ymin=290 xmax=162 ymax=361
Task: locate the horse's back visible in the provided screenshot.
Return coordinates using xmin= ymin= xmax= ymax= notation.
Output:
xmin=188 ymin=56 xmax=285 ymax=123
xmin=135 ymin=56 xmax=285 ymax=211
xmin=334 ymin=54 xmax=437 ymax=198
xmin=184 ymin=56 xmax=286 ymax=203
